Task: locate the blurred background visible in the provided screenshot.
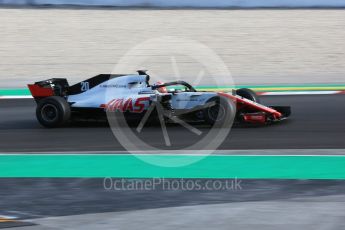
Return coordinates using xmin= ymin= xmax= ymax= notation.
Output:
xmin=0 ymin=1 xmax=345 ymax=87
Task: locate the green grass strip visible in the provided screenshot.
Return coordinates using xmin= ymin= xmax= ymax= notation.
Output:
xmin=1 ymin=155 xmax=345 ymax=179
xmin=0 ymin=89 xmax=30 ymax=96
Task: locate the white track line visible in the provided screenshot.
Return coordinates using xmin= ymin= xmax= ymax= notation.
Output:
xmin=259 ymin=91 xmax=342 ymax=95
xmin=0 ymin=215 xmax=17 ymax=219
xmin=0 ymin=95 xmax=33 ymax=99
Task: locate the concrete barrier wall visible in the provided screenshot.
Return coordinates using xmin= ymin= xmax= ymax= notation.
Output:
xmin=1 ymin=0 xmax=345 ymax=7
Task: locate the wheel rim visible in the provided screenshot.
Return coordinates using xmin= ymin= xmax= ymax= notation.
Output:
xmin=208 ymin=103 xmax=226 ymax=122
xmin=41 ymin=104 xmax=58 ymax=122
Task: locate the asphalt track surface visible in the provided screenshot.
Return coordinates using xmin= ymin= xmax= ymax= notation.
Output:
xmin=1 ymin=94 xmax=345 ymax=228
xmin=1 ymin=179 xmax=345 ymax=219
xmin=0 ymin=94 xmax=344 ymax=152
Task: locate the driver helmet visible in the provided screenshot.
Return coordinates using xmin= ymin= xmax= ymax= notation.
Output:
xmin=154 ymin=81 xmax=167 ymax=93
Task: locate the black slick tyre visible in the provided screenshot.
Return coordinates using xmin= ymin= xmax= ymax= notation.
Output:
xmin=236 ymin=88 xmax=260 ymax=103
xmin=36 ymin=96 xmax=71 ymax=128
xmin=204 ymin=96 xmax=235 ymax=127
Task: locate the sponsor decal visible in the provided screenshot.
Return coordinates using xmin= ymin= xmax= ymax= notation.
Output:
xmin=100 ymin=84 xmax=127 ymax=88
xmin=102 ymin=97 xmax=149 ymax=113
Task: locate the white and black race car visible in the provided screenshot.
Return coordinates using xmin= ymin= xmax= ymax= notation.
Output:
xmin=28 ymin=70 xmax=290 ymax=128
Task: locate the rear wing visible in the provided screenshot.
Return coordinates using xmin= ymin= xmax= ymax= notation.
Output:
xmin=28 ymin=78 xmax=69 ymax=99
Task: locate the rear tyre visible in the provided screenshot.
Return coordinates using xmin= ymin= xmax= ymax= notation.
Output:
xmin=236 ymin=88 xmax=260 ymax=103
xmin=204 ymin=96 xmax=235 ymax=127
xmin=36 ymin=96 xmax=71 ymax=128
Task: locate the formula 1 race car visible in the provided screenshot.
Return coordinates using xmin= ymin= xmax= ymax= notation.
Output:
xmin=28 ymin=70 xmax=291 ymax=128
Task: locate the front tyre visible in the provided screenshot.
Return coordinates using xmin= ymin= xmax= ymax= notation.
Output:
xmin=36 ymin=96 xmax=71 ymax=128
xmin=204 ymin=96 xmax=235 ymax=127
xmin=236 ymin=88 xmax=260 ymax=103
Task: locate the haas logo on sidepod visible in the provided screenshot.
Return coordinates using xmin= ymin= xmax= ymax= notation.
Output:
xmin=101 ymin=97 xmax=149 ymax=113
